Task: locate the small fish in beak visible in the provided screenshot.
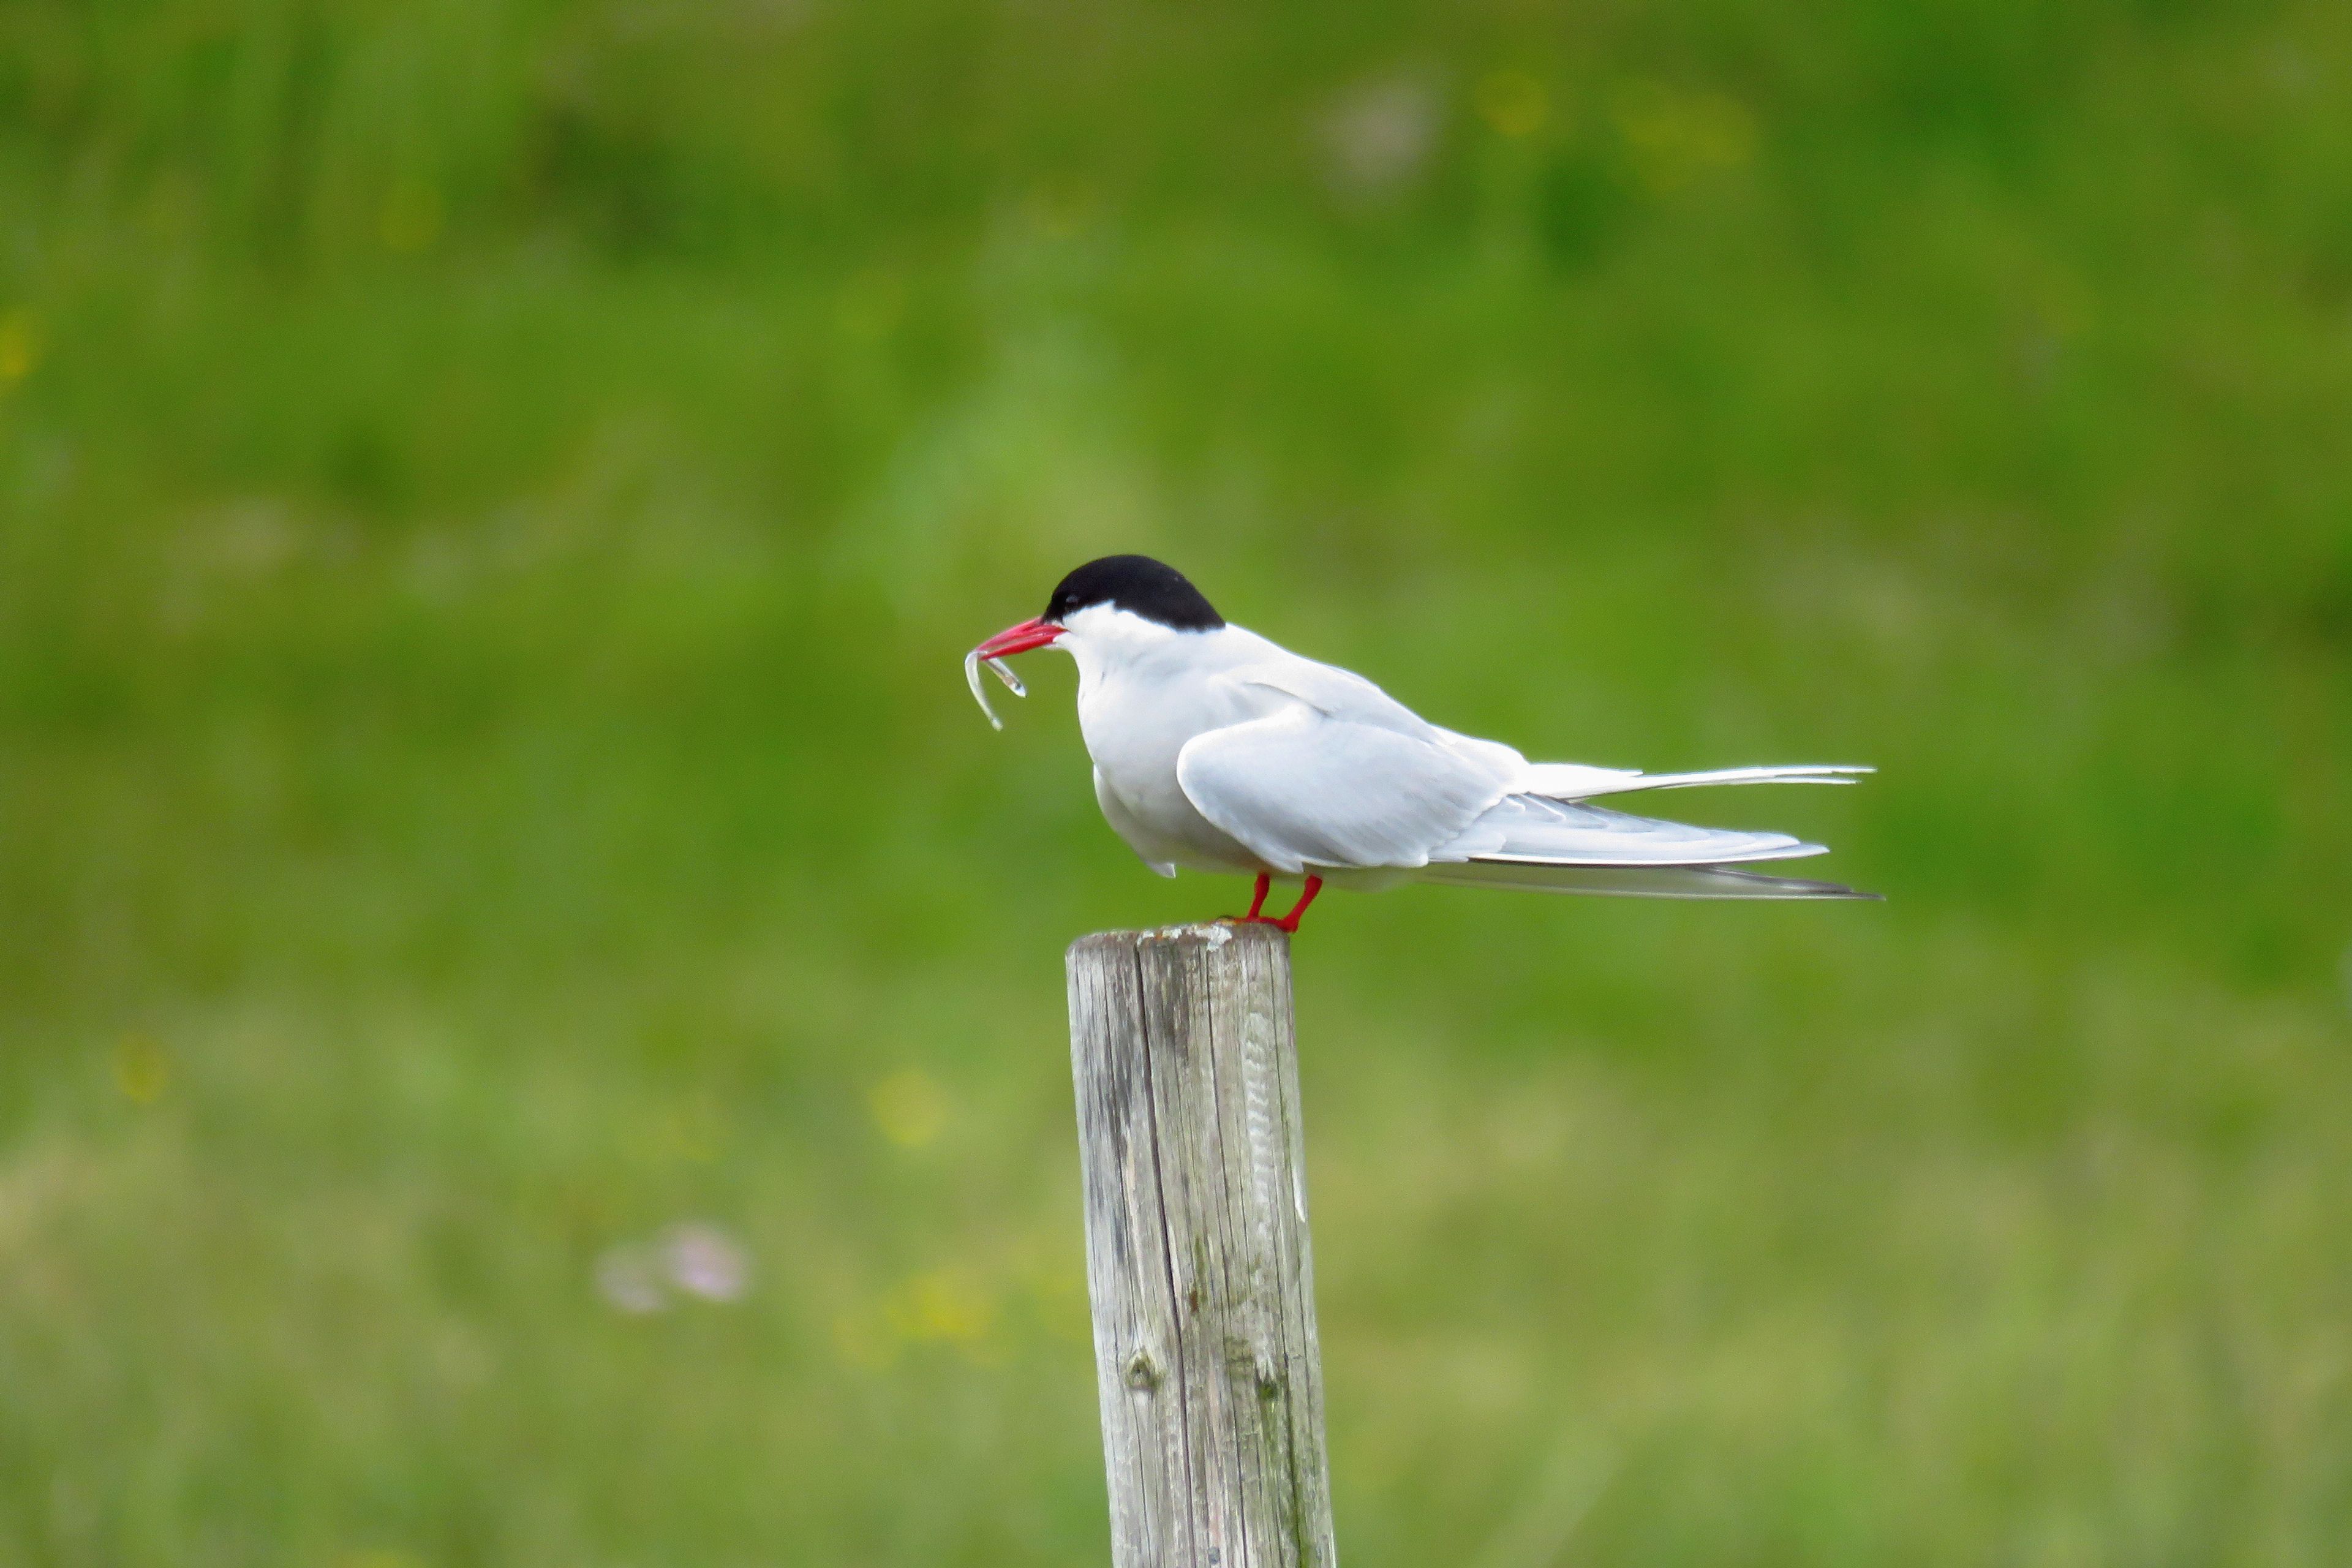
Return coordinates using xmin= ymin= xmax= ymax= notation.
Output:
xmin=964 ymin=617 xmax=1063 ymax=729
xmin=963 ymin=649 xmax=1027 ymax=731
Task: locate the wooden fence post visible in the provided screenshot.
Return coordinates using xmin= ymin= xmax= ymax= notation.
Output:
xmin=1066 ymin=922 xmax=1337 ymax=1568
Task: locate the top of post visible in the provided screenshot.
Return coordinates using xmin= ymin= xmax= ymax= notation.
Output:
xmin=1067 ymin=921 xmax=1291 ymax=966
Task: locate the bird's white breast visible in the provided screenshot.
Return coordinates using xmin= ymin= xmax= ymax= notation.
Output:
xmin=1063 ymin=616 xmax=1287 ymax=873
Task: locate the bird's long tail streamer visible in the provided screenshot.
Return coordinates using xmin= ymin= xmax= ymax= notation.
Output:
xmin=1419 ymin=861 xmax=1879 ymax=900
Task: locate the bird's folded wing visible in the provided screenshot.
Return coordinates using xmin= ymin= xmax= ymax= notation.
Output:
xmin=1175 ymin=706 xmax=1512 ymax=873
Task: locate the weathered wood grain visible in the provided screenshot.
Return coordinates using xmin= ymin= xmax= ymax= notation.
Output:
xmin=1067 ymin=923 xmax=1336 ymax=1568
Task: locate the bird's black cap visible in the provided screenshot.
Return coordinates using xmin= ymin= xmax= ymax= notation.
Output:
xmin=1043 ymin=555 xmax=1224 ymax=631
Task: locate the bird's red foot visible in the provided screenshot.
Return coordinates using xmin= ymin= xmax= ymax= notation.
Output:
xmin=1225 ymin=873 xmax=1321 ymax=932
xmin=1270 ymin=875 xmax=1323 ymax=933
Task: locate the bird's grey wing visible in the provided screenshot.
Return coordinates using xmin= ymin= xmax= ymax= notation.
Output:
xmin=1211 ymin=638 xmax=1869 ymax=884
xmin=1175 ymin=705 xmax=1512 ymax=873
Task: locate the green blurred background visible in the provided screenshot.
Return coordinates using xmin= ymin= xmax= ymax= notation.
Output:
xmin=3 ymin=1 xmax=2350 ymax=1562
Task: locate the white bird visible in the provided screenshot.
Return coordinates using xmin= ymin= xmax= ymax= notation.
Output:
xmin=968 ymin=556 xmax=1877 ymax=931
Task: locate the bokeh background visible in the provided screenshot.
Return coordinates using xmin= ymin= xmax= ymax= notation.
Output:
xmin=4 ymin=1 xmax=2350 ymax=1563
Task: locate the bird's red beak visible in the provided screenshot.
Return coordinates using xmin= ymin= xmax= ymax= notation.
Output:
xmin=973 ymin=617 xmax=1065 ymax=660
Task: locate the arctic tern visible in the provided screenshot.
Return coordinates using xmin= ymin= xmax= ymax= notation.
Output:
xmin=968 ymin=555 xmax=1875 ymax=931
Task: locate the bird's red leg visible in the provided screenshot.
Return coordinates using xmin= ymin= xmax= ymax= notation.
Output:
xmin=1272 ymin=875 xmax=1324 ymax=933
xmin=1232 ymin=873 xmax=1270 ymax=923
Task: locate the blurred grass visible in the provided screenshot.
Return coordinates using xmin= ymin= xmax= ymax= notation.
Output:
xmin=3 ymin=0 xmax=2351 ymax=1563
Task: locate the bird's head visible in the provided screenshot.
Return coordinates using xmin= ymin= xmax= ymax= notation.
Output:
xmin=979 ymin=554 xmax=1223 ymax=656
xmin=965 ymin=556 xmax=1224 ymax=726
